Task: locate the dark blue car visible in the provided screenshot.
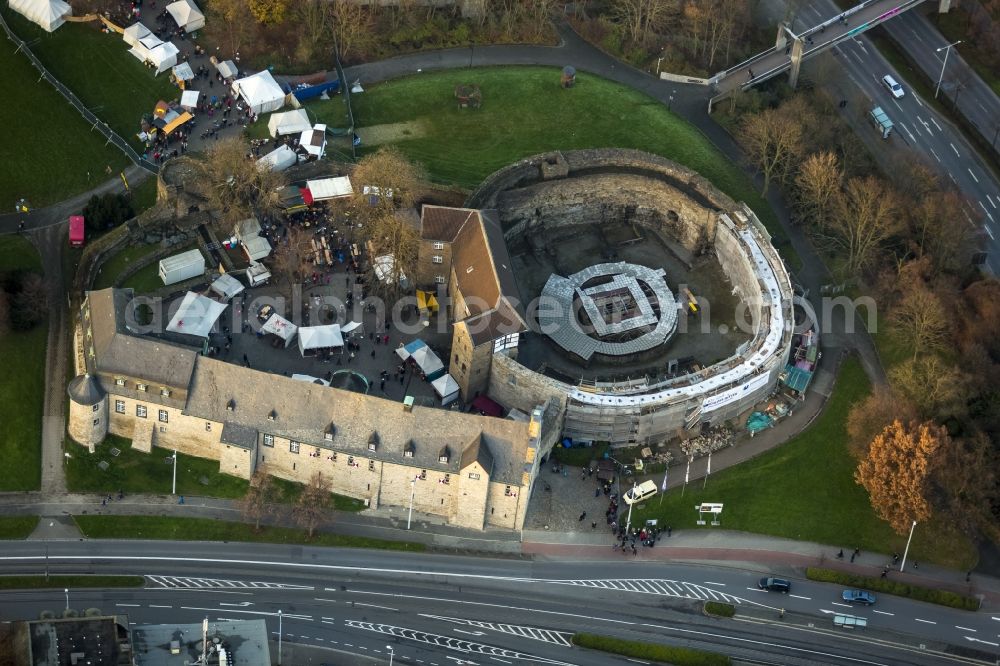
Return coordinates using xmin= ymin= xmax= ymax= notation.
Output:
xmin=842 ymin=589 xmax=876 ymax=605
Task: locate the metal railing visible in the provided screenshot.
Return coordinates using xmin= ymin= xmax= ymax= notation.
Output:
xmin=0 ymin=12 xmax=158 ymax=174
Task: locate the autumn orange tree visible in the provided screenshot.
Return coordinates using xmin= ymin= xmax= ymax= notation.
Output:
xmin=855 ymin=420 xmax=947 ymax=534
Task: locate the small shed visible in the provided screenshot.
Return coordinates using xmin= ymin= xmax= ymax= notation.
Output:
xmin=431 ymin=374 xmax=460 ymax=406
xmin=258 ymin=145 xmax=298 ymax=172
xmin=209 ymin=273 xmax=245 ymax=301
xmin=267 ymin=109 xmax=312 ymax=137
xmin=241 ymin=236 xmax=272 ymax=261
xmin=158 ymin=248 xmax=205 ymax=286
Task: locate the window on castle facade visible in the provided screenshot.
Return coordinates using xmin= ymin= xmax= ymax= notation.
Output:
xmin=158 ymin=410 xmax=168 ymax=423
xmin=115 ymin=400 xmax=125 ymax=414
xmin=136 ymin=405 xmax=147 ymax=418
xmin=289 ymin=441 xmax=300 ymax=454
xmin=368 ymin=460 xmax=375 ymax=472
xmin=263 ymin=434 xmax=274 ymax=447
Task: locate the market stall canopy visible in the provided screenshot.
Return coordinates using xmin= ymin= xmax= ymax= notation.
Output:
xmin=431 ymin=374 xmax=460 ymax=406
xmin=130 ymin=37 xmax=178 ymax=75
xmin=172 ymin=62 xmax=195 ymax=81
xmin=395 ymin=339 xmax=444 ymax=379
xmin=209 ymin=273 xmax=245 ymax=301
xmin=342 ymin=321 xmax=362 ymax=334
xmin=266 ymin=109 xmax=311 ymax=137
xmin=122 ymin=22 xmax=152 ymax=47
xmin=297 ymin=324 xmax=344 ymax=356
xmin=215 ymin=59 xmax=238 ymax=79
xmin=9 ymin=0 xmax=71 ymax=32
xmin=305 ymin=176 xmax=352 ymax=201
xmin=261 ymin=313 xmax=297 ymax=347
xmin=165 ymin=0 xmax=205 ymax=32
xmin=298 ymin=124 xmax=327 ymax=158
xmin=162 ymin=111 xmax=193 ymax=135
xmin=180 ymin=89 xmax=200 ymax=110
xmin=232 ymin=70 xmax=286 ymax=115
xmin=241 ymin=236 xmax=272 ymax=261
xmin=257 ymin=145 xmax=297 ymax=172
xmin=166 ymin=292 xmax=227 ymax=338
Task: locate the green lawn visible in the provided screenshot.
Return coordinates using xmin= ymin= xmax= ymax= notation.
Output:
xmin=64 ymin=435 xmax=366 ymax=510
xmin=0 ymin=26 xmax=128 ymax=207
xmin=633 ymin=359 xmax=977 ymax=570
xmin=121 ymin=260 xmax=164 ymax=292
xmin=1 ymin=8 xmax=179 ymax=142
xmin=0 ymin=237 xmax=47 ymax=492
xmin=73 ymin=515 xmax=424 ymax=551
xmin=130 ymin=176 xmax=159 ymax=214
xmin=92 ymin=243 xmax=160 ymax=290
xmin=348 ymin=68 xmax=781 ymax=233
xmin=0 ymin=516 xmax=39 ymax=539
xmin=0 ymin=575 xmax=143 ymax=590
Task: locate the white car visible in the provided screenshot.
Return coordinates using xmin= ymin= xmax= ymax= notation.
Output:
xmin=882 ymin=74 xmax=904 ymax=99
xmin=623 ymin=480 xmax=658 ymax=505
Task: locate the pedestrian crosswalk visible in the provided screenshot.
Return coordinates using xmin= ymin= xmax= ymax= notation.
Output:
xmin=547 ymin=579 xmax=745 ymax=604
xmin=146 ymin=575 xmax=313 ymax=591
xmin=420 ymin=614 xmax=573 ymax=646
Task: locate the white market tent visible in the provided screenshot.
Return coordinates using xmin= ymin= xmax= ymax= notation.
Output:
xmin=129 ymin=35 xmax=179 ymax=75
xmin=292 ymin=373 xmax=329 ymax=386
xmin=241 ymin=236 xmax=272 ymax=261
xmin=306 ymin=176 xmax=353 ymax=201
xmin=267 ymin=109 xmax=312 ymax=138
xmin=166 ymin=292 xmax=227 ymax=338
xmin=342 ymin=321 xmax=362 ymax=334
xmin=233 ymin=217 xmax=261 ymax=242
xmin=216 ymin=59 xmax=238 ymax=80
xmin=122 ymin=22 xmax=152 ymax=47
xmin=261 ymin=313 xmax=297 ymax=347
xmin=257 ymin=145 xmax=297 ymax=172
xmin=232 ymin=70 xmax=285 ymax=115
xmin=8 ymin=0 xmax=71 ymax=32
xmin=165 ymin=0 xmax=205 ymax=32
xmin=395 ymin=339 xmax=444 ymax=379
xmin=172 ymin=62 xmax=195 ymax=82
xmin=298 ymin=124 xmax=327 ymax=158
xmin=431 ymin=374 xmax=460 ymax=406
xmin=209 ymin=273 xmax=245 ymax=301
xmin=180 ymin=89 xmax=200 ymax=110
xmin=297 ymin=324 xmax=344 ymax=356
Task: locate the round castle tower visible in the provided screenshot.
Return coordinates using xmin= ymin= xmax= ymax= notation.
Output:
xmin=67 ymin=374 xmax=108 ymax=452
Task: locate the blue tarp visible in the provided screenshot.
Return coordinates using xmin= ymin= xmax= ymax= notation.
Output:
xmin=747 ymin=412 xmax=773 ymax=434
xmin=292 ymin=80 xmax=340 ymax=103
xmin=781 ymin=364 xmax=814 ymax=393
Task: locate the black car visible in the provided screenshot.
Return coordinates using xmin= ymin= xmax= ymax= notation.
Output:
xmin=758 ymin=577 xmax=791 ymax=593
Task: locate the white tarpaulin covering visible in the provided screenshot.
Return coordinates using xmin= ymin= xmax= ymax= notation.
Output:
xmin=431 ymin=374 xmax=460 ymax=405
xmin=373 ymin=254 xmax=407 ymax=286
xmin=297 ymin=324 xmax=344 ymax=356
xmin=261 ymin=313 xmax=297 ymax=347
xmin=411 ymin=345 xmax=444 ymax=378
xmin=306 ymin=176 xmax=353 ymax=201
xmin=232 ymin=70 xmax=285 ymax=115
xmin=209 ymin=273 xmax=244 ymax=301
xmin=166 ymin=292 xmax=227 ymax=338
xmin=342 ymin=321 xmax=362 ymax=334
xmin=122 ymin=22 xmax=152 ymax=47
xmin=233 ymin=217 xmax=261 ymax=241
xmin=172 ymin=62 xmax=195 ymax=81
xmin=292 ymin=373 xmax=329 ymax=386
xmin=241 ymin=235 xmax=272 ymax=261
xmin=9 ymin=0 xmax=70 ymax=32
xmin=180 ymin=89 xmax=200 ymax=110
xmin=257 ymin=145 xmax=297 ymax=172
xmin=165 ymin=0 xmax=205 ymax=32
xmin=216 ymin=59 xmax=238 ymax=79
xmin=267 ymin=109 xmax=311 ymax=137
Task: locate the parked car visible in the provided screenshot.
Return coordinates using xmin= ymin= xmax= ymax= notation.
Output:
xmin=842 ymin=589 xmax=876 ymax=605
xmin=758 ymin=577 xmax=791 ymax=593
xmin=623 ymin=480 xmax=658 ymax=505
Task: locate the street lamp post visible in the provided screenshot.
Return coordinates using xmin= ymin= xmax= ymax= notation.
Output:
xmin=406 ymin=477 xmax=415 ymax=530
xmin=171 ymin=450 xmax=178 ymax=495
xmin=625 ymin=480 xmax=637 ymax=534
xmin=386 ymin=645 xmax=395 ymax=666
xmin=277 ymin=610 xmax=283 ymax=665
xmin=899 ymin=520 xmax=917 ymax=572
xmin=934 ymin=40 xmax=962 ymax=99
xmin=63 ymin=588 xmax=69 ymax=612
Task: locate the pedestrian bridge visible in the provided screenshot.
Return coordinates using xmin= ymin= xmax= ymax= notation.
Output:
xmin=708 ymin=0 xmax=947 ymax=109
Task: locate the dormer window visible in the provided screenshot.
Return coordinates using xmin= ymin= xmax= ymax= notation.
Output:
xmin=115 ymin=378 xmax=126 ymax=387
xmin=137 ymin=383 xmax=147 ymax=392
xmin=325 ymin=422 xmax=336 ymax=441
xmin=227 ymin=399 xmax=235 ymax=412
xmin=438 ymin=445 xmax=451 ymax=464
xmin=267 ymin=410 xmax=276 ymax=421
xmin=403 ymin=440 xmax=415 ymax=458
xmin=160 ymin=387 xmax=171 ymax=397
xmin=367 ymin=432 xmax=379 ymax=452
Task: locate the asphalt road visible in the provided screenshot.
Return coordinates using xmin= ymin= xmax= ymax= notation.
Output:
xmin=796 ymin=0 xmax=1000 ymax=272
xmin=1 ymin=542 xmax=997 ymax=665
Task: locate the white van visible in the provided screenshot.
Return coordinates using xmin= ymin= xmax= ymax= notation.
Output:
xmin=882 ymin=74 xmax=904 ymax=99
xmin=624 ymin=480 xmax=658 ymax=505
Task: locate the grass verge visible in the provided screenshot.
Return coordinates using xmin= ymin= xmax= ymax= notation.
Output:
xmin=632 ymin=358 xmax=977 ymax=570
xmin=73 ymin=515 xmax=425 ymax=551
xmin=572 ymin=633 xmax=731 ymax=666
xmin=0 ymin=237 xmax=46 ymax=491
xmin=92 ymin=243 xmax=160 ymax=291
xmin=704 ymin=601 xmax=736 ymax=618
xmin=0 ymin=517 xmax=40 ymax=540
xmin=0 ymin=19 xmax=129 ymax=207
xmin=807 ymin=567 xmax=979 ymax=611
xmin=0 ymin=575 xmax=144 ymax=590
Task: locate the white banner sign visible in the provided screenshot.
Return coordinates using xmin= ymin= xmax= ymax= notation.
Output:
xmin=701 ymin=373 xmax=770 ymax=413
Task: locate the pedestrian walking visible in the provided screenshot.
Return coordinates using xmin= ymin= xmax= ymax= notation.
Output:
xmin=667 ymin=526 xmax=672 ymax=537
xmin=966 ymin=570 xmax=972 ymax=582
xmin=591 ymin=521 xmax=597 ymax=530
xmin=850 ymin=553 xmax=855 ymax=563
xmin=578 ymin=511 xmax=587 ymax=522
xmin=178 ymin=496 xmax=185 ymax=504
xmin=912 ymin=561 xmax=918 ymax=570
xmin=892 ymin=553 xmax=899 ymax=564
xmin=631 ymin=544 xmax=637 ymax=556
xmin=101 ymin=498 xmax=106 ymax=506
xmin=880 ymin=568 xmax=888 ymax=578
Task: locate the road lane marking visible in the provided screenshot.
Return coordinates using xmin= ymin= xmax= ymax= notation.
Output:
xmin=966 ymin=637 xmax=999 ymax=647
xmin=987 ymin=194 xmax=997 ymax=208
xmin=703 ymin=581 xmax=726 ymax=587
xmin=789 ymin=594 xmax=811 ymax=600
xmin=893 ymin=99 xmax=903 ymax=113
xmin=897 ymin=121 xmax=916 ymax=143
xmin=355 ymin=602 xmax=398 ymax=612
xmin=930 ymin=148 xmax=941 ymax=162
xmin=832 ymin=602 xmax=851 ymax=608
xmin=149 ymin=604 xmax=172 ymax=609
xmin=915 ymin=618 xmax=937 ymax=624
xmin=421 ymin=614 xmax=573 ymax=646
xmin=931 ymin=117 xmax=941 ymax=131
xmin=116 ymin=603 xmax=140 ymax=607
xmin=949 ymin=172 xmax=957 ymax=184
xmin=956 ymin=626 xmax=977 ymax=632
xmin=988 ymin=211 xmax=996 ymax=223
xmin=872 ymin=610 xmax=894 ymax=616
xmin=183 ymin=606 xmax=311 ymax=620
xmin=950 ymin=142 xmax=960 ymax=156
xmin=314 ymin=598 xmax=337 ymax=603
xmin=984 ymin=225 xmax=994 ymax=240
xmin=969 ymin=169 xmax=980 ymax=183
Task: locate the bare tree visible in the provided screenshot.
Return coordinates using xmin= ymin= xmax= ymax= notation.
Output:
xmin=889 ymin=282 xmax=949 ymax=361
xmin=238 ymin=464 xmax=280 ymax=532
xmin=890 ymin=355 xmax=969 ymax=421
xmin=611 ymin=0 xmax=671 ymax=48
xmin=292 ymin=471 xmax=334 ymax=539
xmin=11 ymin=273 xmax=48 ymax=331
xmin=272 ymin=226 xmax=314 ymax=296
xmin=351 ymin=147 xmax=427 ymax=212
xmin=208 ymin=0 xmax=254 ymax=55
xmin=294 ymin=0 xmax=332 ymax=63
xmin=794 ymin=151 xmax=842 ymax=229
xmin=199 ymin=137 xmax=286 ymax=231
xmin=908 ymin=190 xmax=979 ymax=276
xmin=330 ymin=0 xmax=374 ymax=62
xmin=828 ymin=175 xmax=902 ymax=275
xmin=739 ymin=106 xmax=805 ymax=195
xmin=365 ymin=208 xmax=421 ymax=300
